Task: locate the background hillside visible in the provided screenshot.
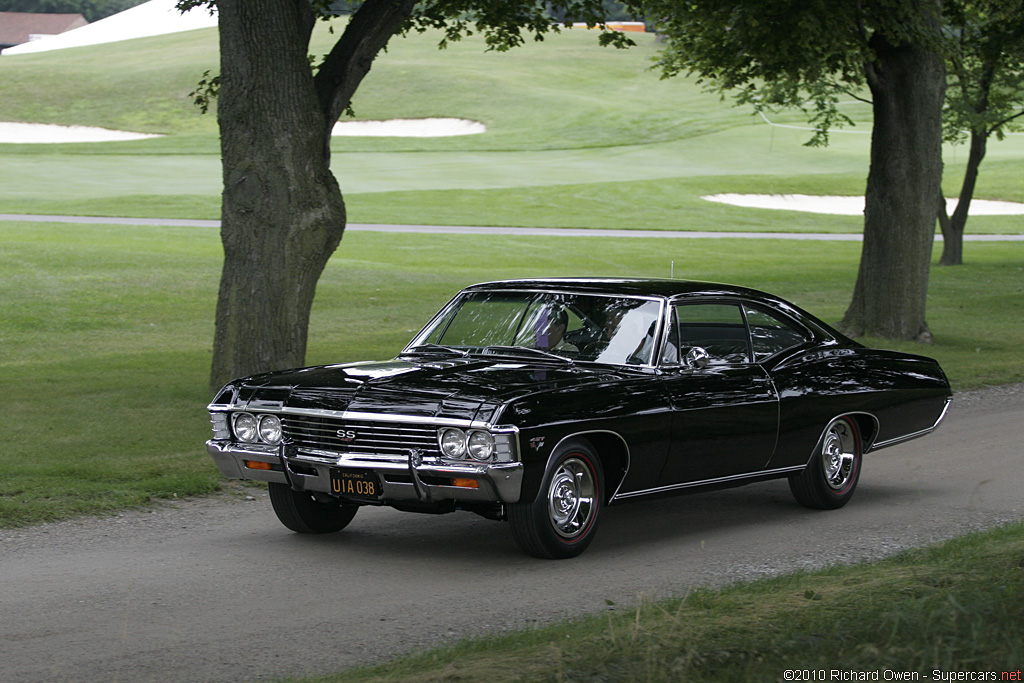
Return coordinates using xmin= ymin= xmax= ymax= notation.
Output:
xmin=2 ymin=20 xmax=1021 ymax=231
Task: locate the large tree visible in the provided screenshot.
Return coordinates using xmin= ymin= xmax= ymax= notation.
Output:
xmin=937 ymin=0 xmax=1024 ymax=266
xmin=178 ymin=0 xmax=630 ymax=391
xmin=635 ymin=0 xmax=947 ymax=341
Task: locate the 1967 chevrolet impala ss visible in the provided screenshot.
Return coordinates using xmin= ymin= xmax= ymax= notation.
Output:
xmin=206 ymin=278 xmax=952 ymax=558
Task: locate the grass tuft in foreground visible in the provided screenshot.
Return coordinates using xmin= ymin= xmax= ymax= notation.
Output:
xmin=296 ymin=522 xmax=1024 ymax=682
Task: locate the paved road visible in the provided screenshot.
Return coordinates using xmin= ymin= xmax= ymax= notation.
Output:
xmin=1 ymin=384 xmax=1022 ymax=683
xmin=3 ymin=212 xmax=1024 ymax=240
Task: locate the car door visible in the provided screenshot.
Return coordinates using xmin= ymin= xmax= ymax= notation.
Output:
xmin=657 ymin=302 xmax=779 ymax=486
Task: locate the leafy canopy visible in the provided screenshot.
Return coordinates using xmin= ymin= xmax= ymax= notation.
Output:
xmin=630 ymin=0 xmax=947 ymax=146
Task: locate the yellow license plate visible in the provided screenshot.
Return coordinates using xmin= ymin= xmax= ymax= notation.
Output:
xmin=329 ymin=468 xmax=381 ymax=500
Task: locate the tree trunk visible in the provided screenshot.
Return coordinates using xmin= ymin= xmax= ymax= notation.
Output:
xmin=838 ymin=28 xmax=945 ymax=342
xmin=209 ymin=0 xmax=418 ymax=392
xmin=210 ymin=0 xmax=346 ymax=391
xmin=939 ymin=128 xmax=988 ymax=266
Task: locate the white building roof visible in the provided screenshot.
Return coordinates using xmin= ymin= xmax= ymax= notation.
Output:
xmin=3 ymin=0 xmax=217 ymax=55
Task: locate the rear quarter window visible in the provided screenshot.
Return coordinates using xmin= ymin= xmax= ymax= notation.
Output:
xmin=744 ymin=305 xmax=811 ymax=362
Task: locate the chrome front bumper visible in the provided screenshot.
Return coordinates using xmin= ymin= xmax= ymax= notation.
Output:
xmin=206 ymin=440 xmax=524 ymax=504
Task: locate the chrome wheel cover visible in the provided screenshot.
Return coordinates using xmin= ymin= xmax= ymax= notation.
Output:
xmin=822 ymin=420 xmax=857 ymax=491
xmin=547 ymin=456 xmax=597 ymax=539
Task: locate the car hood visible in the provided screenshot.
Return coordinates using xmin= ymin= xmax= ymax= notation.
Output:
xmin=229 ymin=357 xmax=631 ymax=424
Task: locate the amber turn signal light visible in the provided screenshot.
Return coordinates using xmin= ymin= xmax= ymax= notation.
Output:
xmin=244 ymin=460 xmax=273 ymax=471
xmin=450 ymin=478 xmax=479 ymax=489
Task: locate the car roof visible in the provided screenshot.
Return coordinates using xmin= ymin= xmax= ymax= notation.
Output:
xmin=464 ymin=277 xmax=777 ymax=302
xmin=463 ymin=278 xmax=851 ymax=343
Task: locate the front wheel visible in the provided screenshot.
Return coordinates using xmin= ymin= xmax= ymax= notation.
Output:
xmin=268 ymin=482 xmax=359 ymax=534
xmin=509 ymin=440 xmax=604 ymax=559
xmin=789 ymin=416 xmax=862 ymax=510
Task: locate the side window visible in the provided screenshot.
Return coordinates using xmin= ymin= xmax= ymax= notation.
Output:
xmin=743 ymin=305 xmax=810 ymax=362
xmin=673 ymin=303 xmax=750 ymax=365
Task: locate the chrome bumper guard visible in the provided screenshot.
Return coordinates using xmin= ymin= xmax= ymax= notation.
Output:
xmin=206 ymin=440 xmax=524 ymax=504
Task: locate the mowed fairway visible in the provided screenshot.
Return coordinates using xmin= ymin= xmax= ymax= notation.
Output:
xmin=1 ymin=22 xmax=1023 ymax=230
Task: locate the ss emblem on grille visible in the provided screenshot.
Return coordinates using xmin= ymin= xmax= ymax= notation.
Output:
xmin=336 ymin=429 xmax=357 ymax=442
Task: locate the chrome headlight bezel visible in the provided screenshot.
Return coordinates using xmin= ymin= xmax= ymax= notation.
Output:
xmin=230 ymin=411 xmax=283 ymax=445
xmin=257 ymin=414 xmax=283 ymax=445
xmin=439 ymin=427 xmax=468 ymax=459
xmin=467 ymin=430 xmax=495 ymax=462
xmin=438 ymin=427 xmax=502 ymax=463
xmin=232 ymin=412 xmax=259 ymax=443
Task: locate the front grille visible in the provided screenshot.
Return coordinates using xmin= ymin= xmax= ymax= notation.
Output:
xmin=281 ymin=415 xmax=440 ymax=458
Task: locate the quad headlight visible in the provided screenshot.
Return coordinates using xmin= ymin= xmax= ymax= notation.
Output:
xmin=232 ymin=412 xmax=259 ymax=443
xmin=258 ymin=414 xmax=283 ymax=444
xmin=439 ymin=428 xmax=468 ymax=459
xmin=231 ymin=412 xmax=283 ymax=445
xmin=438 ymin=428 xmax=495 ymax=462
xmin=467 ymin=430 xmax=495 ymax=461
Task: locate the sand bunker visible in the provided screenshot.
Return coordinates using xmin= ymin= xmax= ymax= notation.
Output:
xmin=704 ymin=193 xmax=1024 ymax=216
xmin=0 ymin=122 xmax=162 ymax=143
xmin=331 ymin=118 xmax=486 ymax=137
xmin=0 ymin=118 xmax=486 ymax=143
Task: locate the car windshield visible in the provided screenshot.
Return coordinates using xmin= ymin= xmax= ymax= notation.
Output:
xmin=407 ymin=290 xmax=664 ymax=366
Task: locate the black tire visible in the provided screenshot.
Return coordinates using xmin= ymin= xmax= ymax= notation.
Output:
xmin=789 ymin=416 xmax=862 ymax=510
xmin=509 ymin=440 xmax=604 ymax=559
xmin=268 ymin=482 xmax=359 ymax=534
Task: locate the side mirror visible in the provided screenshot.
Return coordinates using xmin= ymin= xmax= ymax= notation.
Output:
xmin=685 ymin=346 xmax=710 ymax=370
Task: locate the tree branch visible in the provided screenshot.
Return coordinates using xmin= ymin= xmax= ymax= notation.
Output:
xmin=314 ymin=0 xmax=419 ymax=136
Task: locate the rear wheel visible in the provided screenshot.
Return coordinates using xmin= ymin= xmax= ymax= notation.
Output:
xmin=268 ymin=482 xmax=359 ymax=534
xmin=789 ymin=416 xmax=862 ymax=510
xmin=509 ymin=440 xmax=604 ymax=559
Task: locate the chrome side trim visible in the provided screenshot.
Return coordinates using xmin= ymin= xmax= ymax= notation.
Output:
xmin=871 ymin=397 xmax=952 ymax=451
xmin=611 ymin=464 xmax=805 ymax=502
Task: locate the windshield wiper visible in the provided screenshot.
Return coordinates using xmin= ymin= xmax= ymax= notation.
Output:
xmin=403 ymin=344 xmax=469 ymax=357
xmin=484 ymin=345 xmax=574 ymax=364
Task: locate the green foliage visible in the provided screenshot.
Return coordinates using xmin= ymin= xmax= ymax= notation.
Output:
xmin=629 ymin=0 xmax=948 ymax=145
xmin=549 ymin=0 xmax=637 ymax=23
xmin=188 ymin=69 xmax=220 ymax=116
xmin=942 ymin=0 xmax=1024 ymax=144
xmin=407 ymin=1 xmax=635 ymax=52
xmin=635 ymin=0 xmax=1024 ymax=149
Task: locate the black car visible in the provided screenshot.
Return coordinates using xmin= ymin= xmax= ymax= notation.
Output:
xmin=206 ymin=278 xmax=951 ymax=558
